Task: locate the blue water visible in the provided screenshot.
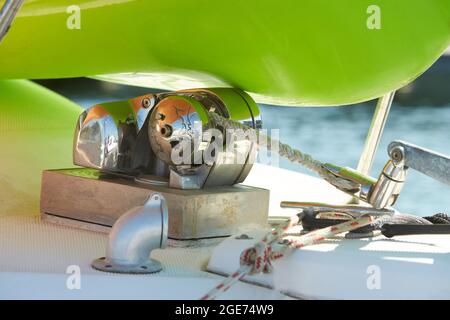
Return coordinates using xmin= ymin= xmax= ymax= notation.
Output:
xmin=259 ymin=102 xmax=450 ymax=216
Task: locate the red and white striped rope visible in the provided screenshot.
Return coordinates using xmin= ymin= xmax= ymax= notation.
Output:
xmin=200 ymin=215 xmax=373 ymax=300
xmin=200 ymin=214 xmax=300 ymax=300
xmin=285 ymin=215 xmax=372 ymax=249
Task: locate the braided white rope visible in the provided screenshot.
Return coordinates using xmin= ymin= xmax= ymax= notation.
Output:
xmin=201 ymin=215 xmax=374 ymax=300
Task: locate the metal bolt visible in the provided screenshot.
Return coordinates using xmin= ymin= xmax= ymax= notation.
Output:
xmin=390 ymin=146 xmax=405 ymax=165
xmin=142 ymin=97 xmax=155 ymax=109
xmin=160 ymin=124 xmax=173 ymax=138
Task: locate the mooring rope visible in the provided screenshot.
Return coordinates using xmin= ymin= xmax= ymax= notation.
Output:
xmin=200 ymin=112 xmax=374 ymax=300
xmin=207 ymin=112 xmax=360 ymax=192
xmin=202 ymin=112 xmax=450 ymax=299
xmin=201 ymin=214 xmax=374 ymax=300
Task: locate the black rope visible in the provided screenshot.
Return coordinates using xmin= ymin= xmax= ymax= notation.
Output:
xmin=301 ymin=210 xmax=450 ymax=238
xmin=423 ymin=213 xmax=450 ymax=225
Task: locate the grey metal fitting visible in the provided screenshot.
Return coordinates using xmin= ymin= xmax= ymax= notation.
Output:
xmin=92 ymin=193 xmax=168 ymax=274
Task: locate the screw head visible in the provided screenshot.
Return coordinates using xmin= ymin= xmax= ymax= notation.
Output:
xmin=142 ymin=97 xmax=155 ymax=109
xmin=390 ymin=146 xmax=405 ymax=164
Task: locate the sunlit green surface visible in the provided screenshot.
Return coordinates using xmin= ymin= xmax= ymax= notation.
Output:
xmin=0 ymin=80 xmax=81 ymax=216
xmin=0 ymin=0 xmax=448 ymax=106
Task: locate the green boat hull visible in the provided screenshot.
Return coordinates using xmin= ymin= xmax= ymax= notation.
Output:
xmin=0 ymin=0 xmax=449 ymax=106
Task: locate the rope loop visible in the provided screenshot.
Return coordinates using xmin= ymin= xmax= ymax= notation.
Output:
xmin=239 ymin=242 xmax=274 ymax=274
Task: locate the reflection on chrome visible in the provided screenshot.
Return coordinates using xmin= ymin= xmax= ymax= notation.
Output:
xmin=73 ymin=88 xmax=262 ymax=189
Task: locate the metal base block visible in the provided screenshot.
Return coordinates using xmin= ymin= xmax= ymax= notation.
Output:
xmin=40 ymin=169 xmax=270 ymax=242
xmin=91 ymin=257 xmax=163 ymax=274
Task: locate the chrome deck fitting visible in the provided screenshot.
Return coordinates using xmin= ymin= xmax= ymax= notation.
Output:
xmin=91 ymin=193 xmax=168 ymax=274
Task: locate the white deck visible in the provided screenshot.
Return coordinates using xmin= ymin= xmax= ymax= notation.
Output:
xmin=0 ymin=164 xmax=348 ymax=299
xmin=0 ymin=216 xmax=288 ymax=300
xmin=6 ymin=164 xmax=450 ymax=299
xmin=208 ymin=229 xmax=450 ymax=299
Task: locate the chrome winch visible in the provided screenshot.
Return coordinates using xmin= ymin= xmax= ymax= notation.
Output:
xmin=40 ymin=88 xmax=269 ymax=245
xmin=73 ymin=88 xmax=262 ymax=189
